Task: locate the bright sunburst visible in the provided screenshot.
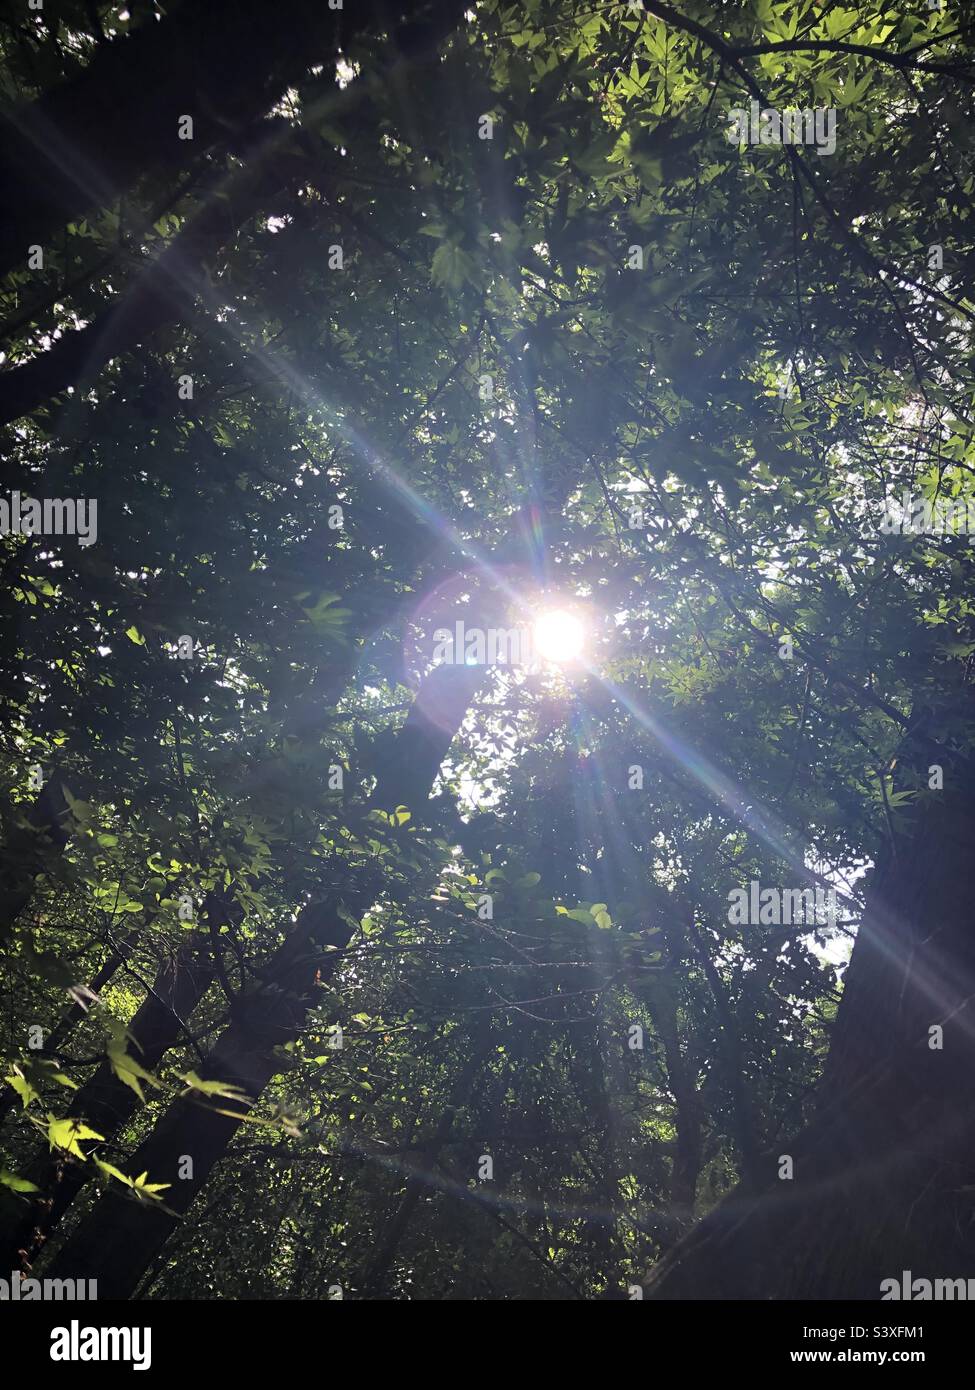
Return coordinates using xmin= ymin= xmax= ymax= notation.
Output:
xmin=533 ymin=608 xmax=586 ymax=665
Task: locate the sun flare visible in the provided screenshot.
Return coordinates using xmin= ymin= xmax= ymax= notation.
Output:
xmin=533 ymin=608 xmax=586 ymax=665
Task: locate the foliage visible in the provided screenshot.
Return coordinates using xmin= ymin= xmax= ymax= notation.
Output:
xmin=0 ymin=0 xmax=972 ymax=1298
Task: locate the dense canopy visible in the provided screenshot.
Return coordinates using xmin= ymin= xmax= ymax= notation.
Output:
xmin=0 ymin=0 xmax=974 ymax=1304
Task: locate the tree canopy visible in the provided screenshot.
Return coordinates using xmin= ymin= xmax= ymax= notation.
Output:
xmin=1 ymin=0 xmax=974 ymax=1305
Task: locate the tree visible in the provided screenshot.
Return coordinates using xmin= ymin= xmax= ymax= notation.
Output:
xmin=1 ymin=0 xmax=973 ymax=1302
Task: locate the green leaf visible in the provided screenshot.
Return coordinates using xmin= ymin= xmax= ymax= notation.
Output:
xmin=107 ymin=1038 xmax=165 ymax=1103
xmin=4 ymin=1070 xmax=38 ymax=1109
xmin=131 ymin=1170 xmax=171 ymax=1198
xmin=0 ymin=1167 xmax=40 ymax=1194
xmin=431 ymin=242 xmax=476 ymax=292
xmin=94 ymin=1160 xmax=170 ymax=1200
xmin=47 ymin=1117 xmax=104 ymax=1159
xmin=180 ymin=1070 xmax=250 ymax=1102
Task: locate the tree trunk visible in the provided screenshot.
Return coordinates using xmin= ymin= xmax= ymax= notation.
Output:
xmin=3 ymin=637 xmax=366 ymax=1257
xmin=0 ymin=926 xmax=140 ymax=1134
xmin=0 ymin=780 xmax=71 ymax=939
xmin=361 ymin=1028 xmax=491 ymax=1298
xmin=4 ymin=918 xmax=219 ymax=1268
xmin=0 ymin=152 xmax=294 ymax=428
xmin=648 ymin=702 xmax=975 ymax=1299
xmin=47 ymin=666 xmax=481 ymax=1298
xmin=0 ymin=0 xmax=395 ymax=279
xmin=0 ymin=0 xmax=470 ymax=426
xmin=643 ymin=969 xmax=705 ymax=1236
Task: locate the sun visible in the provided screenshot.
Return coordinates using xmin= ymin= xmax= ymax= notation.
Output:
xmin=533 ymin=608 xmax=586 ymax=665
